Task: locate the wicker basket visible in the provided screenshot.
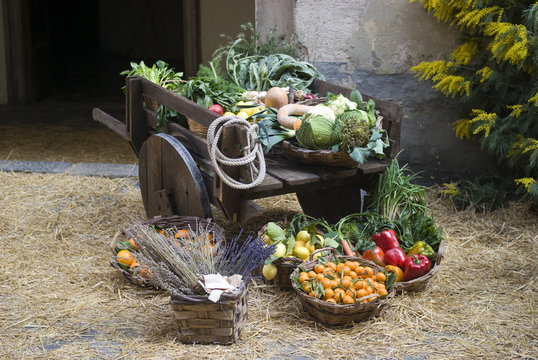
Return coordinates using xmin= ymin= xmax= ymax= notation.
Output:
xmin=394 ymin=240 xmax=446 ymax=293
xmin=109 ymin=216 xmax=225 ymax=289
xmin=170 ymin=280 xmax=249 ymax=344
xmin=144 ymin=95 xmax=159 ymax=111
xmin=109 ymin=230 xmax=159 ymax=289
xmin=187 ymin=118 xmax=209 ymax=138
xmin=258 ymin=221 xmax=323 ymax=290
xmin=281 ymin=140 xmax=359 ymax=169
xmin=290 ymin=248 xmax=395 ymax=326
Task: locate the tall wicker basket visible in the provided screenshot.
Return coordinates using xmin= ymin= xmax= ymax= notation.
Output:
xmin=170 ymin=280 xmax=249 ymax=345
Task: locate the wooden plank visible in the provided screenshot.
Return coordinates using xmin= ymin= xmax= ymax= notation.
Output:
xmin=299 ymin=164 xmax=358 ymax=181
xmin=146 ymin=136 xmax=163 ymax=217
xmin=168 ymin=122 xmax=209 ymax=159
xmin=126 ymin=77 xmax=148 ymax=155
xmin=140 ymin=78 xmax=217 ymax=128
xmin=264 ymin=160 xmax=320 ymax=186
xmin=92 ymin=108 xmax=127 ymax=140
xmin=212 ymin=124 xmax=242 ymax=222
xmin=357 ymin=159 xmax=391 ymax=174
xmin=152 ymin=189 xmax=174 ymax=217
xmin=182 ymin=0 xmax=201 ymax=78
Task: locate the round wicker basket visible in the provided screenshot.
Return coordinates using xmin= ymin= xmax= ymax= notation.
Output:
xmin=393 ymin=240 xmax=446 ymax=293
xmin=258 ymin=221 xmax=326 ymax=290
xmin=290 ymin=248 xmax=395 ymax=326
xmin=109 ymin=215 xmax=226 ymax=289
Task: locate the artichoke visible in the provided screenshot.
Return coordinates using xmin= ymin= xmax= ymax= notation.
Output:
xmin=336 ymin=110 xmax=371 ymax=151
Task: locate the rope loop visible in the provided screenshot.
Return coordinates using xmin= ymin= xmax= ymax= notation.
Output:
xmin=206 ymin=115 xmax=266 ymax=190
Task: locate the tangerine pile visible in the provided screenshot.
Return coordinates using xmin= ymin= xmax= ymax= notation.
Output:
xmin=295 ymin=260 xmax=388 ymax=305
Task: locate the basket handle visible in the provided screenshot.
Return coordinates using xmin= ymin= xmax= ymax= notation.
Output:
xmin=435 ymin=240 xmax=446 ymax=266
xmin=308 ymin=247 xmax=337 ymax=261
xmin=108 ymin=230 xmax=124 ymax=255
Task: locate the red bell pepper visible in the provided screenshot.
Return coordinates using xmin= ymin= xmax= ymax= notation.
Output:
xmin=383 ymin=247 xmax=407 ymax=269
xmin=404 ymin=254 xmax=431 ymax=281
xmin=372 ymin=229 xmax=399 ymax=252
xmin=362 ymin=246 xmax=385 ymax=267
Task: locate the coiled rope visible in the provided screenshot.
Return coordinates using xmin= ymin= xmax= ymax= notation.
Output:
xmin=207 ymin=115 xmax=266 ymax=189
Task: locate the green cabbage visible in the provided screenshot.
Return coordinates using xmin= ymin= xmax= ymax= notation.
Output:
xmin=295 ymin=115 xmax=339 ymax=150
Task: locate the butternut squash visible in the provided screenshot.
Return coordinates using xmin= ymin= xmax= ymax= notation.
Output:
xmin=264 ymin=87 xmax=288 ymax=109
xmin=277 ymin=104 xmax=313 ymax=130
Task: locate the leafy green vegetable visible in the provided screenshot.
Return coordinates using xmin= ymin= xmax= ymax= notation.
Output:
xmin=266 ymin=222 xmax=286 ymax=242
xmin=256 ymin=116 xmax=295 ymax=153
xmin=295 ymin=115 xmax=339 ymax=150
xmin=120 ymin=60 xmax=183 ymax=91
xmin=178 ymin=60 xmax=244 ymax=112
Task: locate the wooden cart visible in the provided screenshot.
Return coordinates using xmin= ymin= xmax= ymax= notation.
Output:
xmin=93 ymin=77 xmax=401 ymax=224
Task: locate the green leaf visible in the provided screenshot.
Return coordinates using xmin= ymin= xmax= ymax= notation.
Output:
xmin=349 ymin=147 xmax=370 ymax=164
xmin=349 ymin=90 xmax=363 ymax=108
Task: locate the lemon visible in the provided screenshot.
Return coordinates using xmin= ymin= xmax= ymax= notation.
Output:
xmin=262 ymin=263 xmax=277 ymax=280
xmin=263 ymin=234 xmax=273 ymax=245
xmin=293 ymin=246 xmax=310 ymax=261
xmin=273 ymin=243 xmax=286 ymax=258
xmin=304 ymin=241 xmax=315 ymax=253
xmin=236 ymin=111 xmax=250 ymax=119
xmin=296 ymin=230 xmax=311 ymax=243
xmin=223 ymin=111 xmax=235 ymax=116
xmin=294 ymin=240 xmax=305 ymax=248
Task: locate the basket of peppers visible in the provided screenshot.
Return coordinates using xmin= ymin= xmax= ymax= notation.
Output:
xmin=361 ymin=228 xmax=445 ymax=293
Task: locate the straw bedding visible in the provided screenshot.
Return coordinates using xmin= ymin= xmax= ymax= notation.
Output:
xmin=0 ymin=172 xmax=536 ymax=359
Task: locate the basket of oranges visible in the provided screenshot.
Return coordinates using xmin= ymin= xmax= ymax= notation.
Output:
xmin=290 ymin=248 xmax=395 ymax=326
xmin=109 ymin=215 xmax=226 ymax=289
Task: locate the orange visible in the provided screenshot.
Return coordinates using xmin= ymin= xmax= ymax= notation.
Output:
xmin=375 ymin=272 xmax=387 ymax=283
xmin=362 ymin=267 xmax=374 ymax=278
xmin=116 ymin=250 xmax=134 ymax=266
xmin=377 ymin=288 xmax=388 ymax=297
xmin=324 ymin=288 xmax=335 ymax=299
xmin=299 ymin=273 xmax=309 ymax=284
xmin=349 ymin=271 xmax=358 ymax=279
xmin=320 ymin=277 xmax=332 ymax=289
xmin=342 ymin=295 xmax=354 ymax=304
xmin=336 ymin=262 xmax=345 ymax=274
xmin=344 ymin=260 xmax=356 ymax=271
xmin=308 ymin=270 xmax=317 ymax=279
xmin=341 ymin=277 xmax=352 ymax=289
xmin=316 ymin=273 xmax=325 ymax=282
xmin=356 ymin=288 xmax=368 ymax=299
xmin=302 ymin=282 xmax=312 ymax=293
xmin=326 ymin=298 xmax=337 ymax=304
xmin=326 ymin=261 xmax=337 ymax=270
xmin=354 ymin=280 xmax=366 ymax=290
xmin=342 ymin=266 xmax=351 ymax=277
xmin=314 ymin=264 xmax=326 ymax=274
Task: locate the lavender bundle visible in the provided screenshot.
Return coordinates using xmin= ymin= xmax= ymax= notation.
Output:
xmin=214 ymin=230 xmax=276 ymax=279
xmin=129 ymin=223 xmax=274 ymax=295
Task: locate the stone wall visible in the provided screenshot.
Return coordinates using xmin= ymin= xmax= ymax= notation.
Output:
xmin=257 ymin=0 xmax=493 ymax=183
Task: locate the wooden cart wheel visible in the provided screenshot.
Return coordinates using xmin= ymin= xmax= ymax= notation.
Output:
xmin=138 ymin=133 xmax=212 ymax=219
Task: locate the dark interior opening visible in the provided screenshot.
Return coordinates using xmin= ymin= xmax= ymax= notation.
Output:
xmin=30 ymin=0 xmax=185 ymax=104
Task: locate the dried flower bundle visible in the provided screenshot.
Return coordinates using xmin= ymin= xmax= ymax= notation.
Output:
xmin=127 ymin=222 xmax=274 ymax=296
